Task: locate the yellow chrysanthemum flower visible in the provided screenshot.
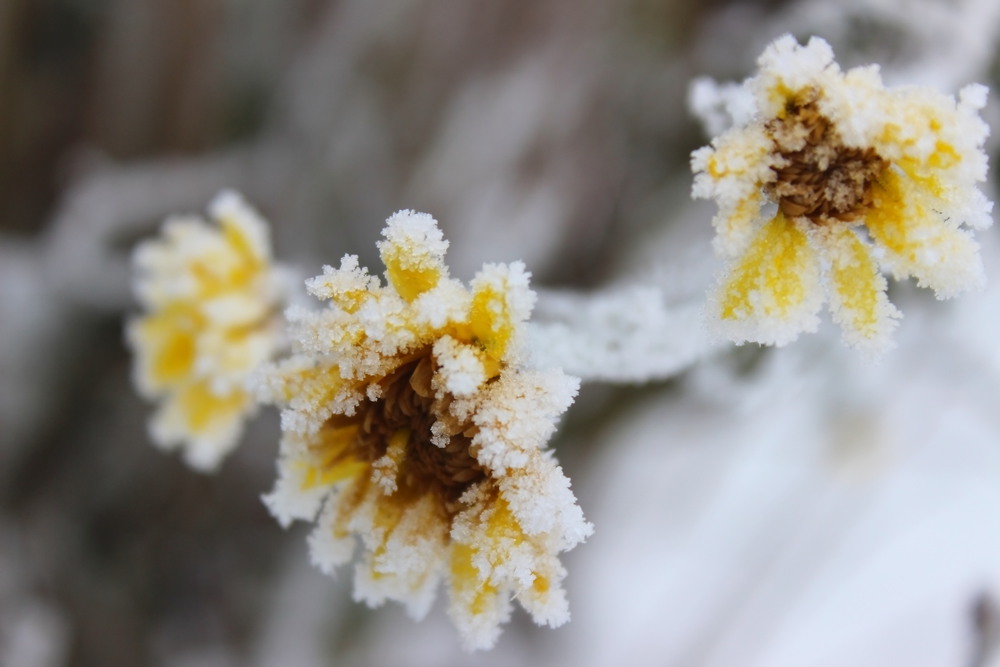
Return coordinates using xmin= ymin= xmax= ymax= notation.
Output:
xmin=127 ymin=191 xmax=283 ymax=471
xmin=258 ymin=210 xmax=591 ymax=651
xmin=691 ymin=35 xmax=993 ymax=351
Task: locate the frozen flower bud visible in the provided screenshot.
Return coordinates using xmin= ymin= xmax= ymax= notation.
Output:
xmin=126 ymin=191 xmax=284 ymax=471
xmin=258 ymin=210 xmax=591 ymax=651
xmin=691 ymin=35 xmax=993 ymax=353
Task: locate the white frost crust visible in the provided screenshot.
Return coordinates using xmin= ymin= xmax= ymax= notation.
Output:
xmin=752 ymin=34 xmax=838 ymax=116
xmin=498 ymin=452 xmax=594 ymax=547
xmin=471 ymin=369 xmax=579 ymax=475
xmin=379 ymin=209 xmax=450 ymax=262
xmin=433 ymin=336 xmax=487 ymax=397
xmin=527 ymin=287 xmax=720 ymax=384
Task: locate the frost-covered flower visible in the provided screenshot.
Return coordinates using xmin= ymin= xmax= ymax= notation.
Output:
xmin=127 ymin=191 xmax=283 ymax=471
xmin=259 ymin=210 xmax=591 ymax=651
xmin=691 ymin=35 xmax=993 ymax=351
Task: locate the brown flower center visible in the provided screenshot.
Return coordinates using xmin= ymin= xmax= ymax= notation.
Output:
xmin=350 ymin=350 xmax=485 ymax=503
xmin=765 ymin=96 xmax=887 ymax=223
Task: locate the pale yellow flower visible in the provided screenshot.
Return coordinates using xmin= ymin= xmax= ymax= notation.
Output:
xmin=692 ymin=35 xmax=993 ymax=351
xmin=259 ymin=210 xmax=591 ymax=650
xmin=127 ymin=191 xmax=283 ymax=470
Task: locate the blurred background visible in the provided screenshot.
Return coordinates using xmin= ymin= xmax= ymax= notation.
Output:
xmin=4 ymin=0 xmax=1000 ymax=665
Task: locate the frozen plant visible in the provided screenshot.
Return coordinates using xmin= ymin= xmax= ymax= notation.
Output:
xmin=691 ymin=34 xmax=993 ymax=352
xmin=257 ymin=210 xmax=592 ymax=651
xmin=120 ymin=28 xmax=1000 ymax=662
xmin=126 ymin=191 xmax=285 ymax=471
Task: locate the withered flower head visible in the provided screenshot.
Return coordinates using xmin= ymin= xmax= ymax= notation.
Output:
xmin=691 ymin=35 xmax=993 ymax=352
xmin=258 ymin=210 xmax=591 ymax=650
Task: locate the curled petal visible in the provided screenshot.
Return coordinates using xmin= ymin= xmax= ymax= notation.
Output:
xmin=378 ymin=210 xmax=450 ymax=301
xmin=468 ymin=261 xmax=535 ymax=363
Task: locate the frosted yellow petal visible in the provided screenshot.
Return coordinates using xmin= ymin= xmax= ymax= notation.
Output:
xmin=368 ymin=492 xmax=411 ymax=578
xmin=449 ymin=497 xmax=523 ymax=613
xmin=468 ymin=283 xmax=515 ymax=363
xmin=187 ymin=242 xmax=257 ymax=300
xmin=383 ymin=247 xmax=444 ymax=302
xmin=866 ymin=170 xmax=983 ymax=297
xmin=714 ymin=213 xmax=822 ymax=345
xmin=130 ymin=304 xmax=205 ymax=396
xmin=483 ymin=497 xmax=522 ymax=546
xmin=312 ymin=423 xmax=361 ymax=466
xmin=271 ymin=363 xmax=344 ymax=413
xmin=220 ymin=216 xmax=266 ymax=268
xmin=331 ymin=474 xmax=371 ymax=537
xmin=450 ymin=543 xmax=499 ymax=617
xmin=378 ymin=211 xmax=449 ymax=302
xmin=301 ymin=458 xmax=368 ymax=490
xmin=299 ymin=422 xmax=366 ymax=490
xmin=175 ymin=382 xmax=250 ymax=433
xmin=137 ymin=309 xmax=201 ymax=388
xmin=818 ymin=226 xmax=900 ymax=350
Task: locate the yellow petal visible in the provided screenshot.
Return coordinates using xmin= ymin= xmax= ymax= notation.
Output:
xmin=175 ymin=382 xmax=250 ymax=433
xmin=379 ymin=212 xmax=448 ymax=302
xmin=132 ymin=306 xmax=202 ymax=391
xmin=383 ymin=247 xmax=444 ymax=302
xmin=468 ymin=282 xmax=515 ymax=363
xmin=299 ymin=422 xmax=366 ymax=490
xmin=369 ymin=493 xmax=407 ymax=573
xmin=220 ymin=214 xmax=267 ymax=269
xmin=866 ymin=169 xmax=983 ymax=297
xmin=311 ymin=423 xmax=361 ymax=466
xmin=714 ymin=212 xmax=822 ymax=345
xmin=450 ymin=542 xmax=501 ymax=617
xmin=816 ymin=226 xmax=900 ymax=350
xmin=300 ymin=457 xmax=367 ymax=490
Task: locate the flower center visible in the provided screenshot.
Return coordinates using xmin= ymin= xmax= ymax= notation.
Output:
xmin=356 ymin=351 xmax=485 ymax=502
xmin=765 ymin=97 xmax=887 ymax=223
